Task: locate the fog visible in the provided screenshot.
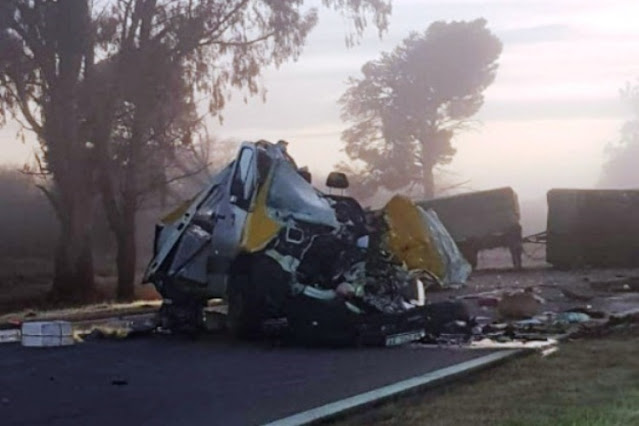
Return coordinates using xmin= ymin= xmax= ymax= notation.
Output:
xmin=1 ymin=0 xmax=638 ymax=255
xmin=212 ymin=0 xmax=639 ymax=202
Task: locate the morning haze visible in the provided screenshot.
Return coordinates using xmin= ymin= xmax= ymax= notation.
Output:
xmin=218 ymin=0 xmax=639 ymax=202
xmin=3 ymin=0 xmax=638 ymax=204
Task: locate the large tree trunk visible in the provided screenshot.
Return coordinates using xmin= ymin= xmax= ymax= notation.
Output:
xmin=43 ymin=0 xmax=96 ymax=303
xmin=95 ymin=101 xmax=142 ymax=302
xmin=46 ymin=104 xmax=97 ymax=303
xmin=95 ymin=129 xmax=138 ymax=302
xmin=49 ymin=181 xmax=96 ymax=303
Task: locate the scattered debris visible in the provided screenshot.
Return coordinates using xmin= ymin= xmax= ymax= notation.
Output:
xmin=565 ymin=307 xmax=606 ymax=319
xmin=588 ymin=277 xmax=639 ymax=293
xmin=555 ymin=312 xmax=591 ymax=324
xmin=477 ymin=296 xmax=500 ymax=307
xmin=497 ymin=289 xmax=544 ymax=320
xmin=540 ymin=346 xmax=559 ymax=357
xmin=0 ymin=328 xmax=20 ymax=343
xmin=560 ymin=287 xmax=594 ymax=301
xmin=470 ymin=337 xmax=559 ymax=351
xmin=78 ymin=327 xmax=131 ymax=341
xmin=74 ymin=317 xmax=157 ymax=342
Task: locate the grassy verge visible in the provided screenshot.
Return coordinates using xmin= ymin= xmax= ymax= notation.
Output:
xmin=334 ymin=324 xmax=639 ymax=426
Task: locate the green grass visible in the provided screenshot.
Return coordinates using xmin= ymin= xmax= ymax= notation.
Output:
xmin=334 ymin=325 xmax=639 ymax=426
xmin=502 ymin=391 xmax=639 ymax=426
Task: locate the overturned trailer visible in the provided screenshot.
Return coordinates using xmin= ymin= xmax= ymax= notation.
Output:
xmin=547 ymin=189 xmax=639 ymax=268
xmin=144 ymin=140 xmax=469 ymax=346
xmin=417 ymin=187 xmax=523 ymax=269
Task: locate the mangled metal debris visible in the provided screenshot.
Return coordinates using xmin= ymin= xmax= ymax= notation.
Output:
xmin=143 ymin=140 xmax=470 ymax=346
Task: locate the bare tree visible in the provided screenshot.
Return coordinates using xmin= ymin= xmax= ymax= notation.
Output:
xmin=340 ymin=19 xmax=502 ymax=199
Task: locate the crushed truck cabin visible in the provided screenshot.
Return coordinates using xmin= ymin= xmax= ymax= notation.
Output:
xmin=143 ymin=140 xmax=470 ymax=346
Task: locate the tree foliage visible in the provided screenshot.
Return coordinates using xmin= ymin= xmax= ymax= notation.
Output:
xmin=340 ymin=18 xmax=502 ymax=199
xmin=600 ymin=82 xmax=639 ymax=188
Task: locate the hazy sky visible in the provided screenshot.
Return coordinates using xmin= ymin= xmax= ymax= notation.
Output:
xmin=2 ymin=0 xmax=639 ymax=201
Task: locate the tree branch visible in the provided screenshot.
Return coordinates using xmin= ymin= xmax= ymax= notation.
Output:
xmin=4 ymin=81 xmax=43 ymax=135
xmin=136 ymin=161 xmax=211 ymax=197
xmin=202 ymin=31 xmax=277 ymax=48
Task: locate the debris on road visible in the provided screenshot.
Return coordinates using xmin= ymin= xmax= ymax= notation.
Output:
xmin=587 ymin=276 xmax=639 ymax=293
xmin=21 ymin=321 xmax=73 ymax=347
xmin=497 ymin=289 xmax=544 ymax=320
xmin=477 ymin=296 xmax=500 ymax=307
xmin=74 ymin=316 xmax=158 ymax=342
xmin=554 ymin=312 xmax=591 ymax=324
xmin=559 ymin=286 xmax=594 ymax=301
xmin=0 ymin=329 xmax=20 ymax=343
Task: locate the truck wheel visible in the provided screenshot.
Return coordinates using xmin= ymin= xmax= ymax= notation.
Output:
xmin=158 ymin=298 xmax=206 ymax=335
xmin=226 ymin=272 xmax=261 ymax=339
xmin=510 ymin=244 xmax=523 ymax=270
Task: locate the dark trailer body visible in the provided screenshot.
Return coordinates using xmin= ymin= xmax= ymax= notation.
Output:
xmin=546 ymin=189 xmax=639 ymax=268
xmin=417 ymin=187 xmax=522 ymax=269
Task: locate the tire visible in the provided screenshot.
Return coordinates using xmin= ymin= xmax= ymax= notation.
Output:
xmin=226 ymin=272 xmax=262 ymax=339
xmin=158 ymin=297 xmax=206 ymax=335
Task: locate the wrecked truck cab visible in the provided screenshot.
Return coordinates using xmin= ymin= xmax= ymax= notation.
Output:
xmin=144 ymin=140 xmax=431 ymax=344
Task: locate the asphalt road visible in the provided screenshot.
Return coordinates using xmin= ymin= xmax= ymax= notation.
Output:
xmin=0 ymin=335 xmax=495 ymax=426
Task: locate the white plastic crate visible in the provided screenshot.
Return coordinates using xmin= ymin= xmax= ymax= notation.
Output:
xmin=21 ymin=321 xmax=74 ymax=347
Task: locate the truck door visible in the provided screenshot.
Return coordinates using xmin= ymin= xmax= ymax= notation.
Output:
xmin=207 ymin=145 xmax=257 ymax=295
